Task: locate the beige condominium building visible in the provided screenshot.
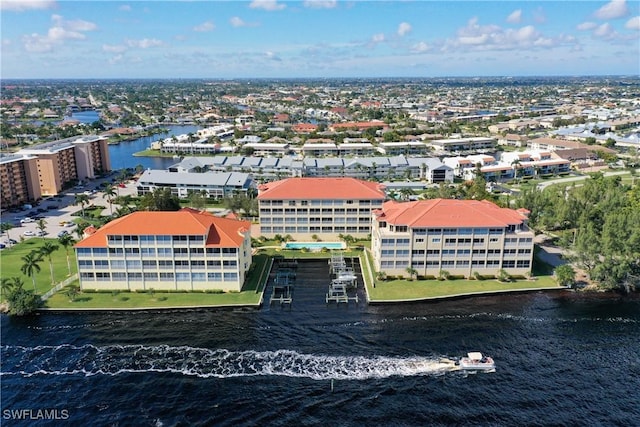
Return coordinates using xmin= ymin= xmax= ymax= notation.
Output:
xmin=371 ymin=199 xmax=535 ymax=278
xmin=17 ymin=135 xmax=111 ymax=197
xmin=75 ymin=208 xmax=252 ymax=292
xmin=257 ymin=177 xmax=386 ymax=241
xmin=0 ymin=153 xmax=42 ymax=208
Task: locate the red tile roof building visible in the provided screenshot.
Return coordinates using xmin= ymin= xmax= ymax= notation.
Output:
xmin=75 ymin=209 xmax=252 ymax=292
xmin=257 ymin=177 xmax=386 ymax=240
xmin=372 ymin=199 xmax=534 ymax=277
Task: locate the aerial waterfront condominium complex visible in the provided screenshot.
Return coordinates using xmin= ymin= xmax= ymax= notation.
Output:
xmin=371 ymin=199 xmax=535 ymax=278
xmin=257 ymin=177 xmax=386 ymax=240
xmin=75 ymin=208 xmax=252 ymax=292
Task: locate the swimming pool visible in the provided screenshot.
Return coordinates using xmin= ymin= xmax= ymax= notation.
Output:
xmin=283 ymin=242 xmax=346 ymax=250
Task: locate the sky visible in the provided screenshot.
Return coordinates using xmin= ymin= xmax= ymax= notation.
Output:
xmin=1 ymin=0 xmax=639 ymax=79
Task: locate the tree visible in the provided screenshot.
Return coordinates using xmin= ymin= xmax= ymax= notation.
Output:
xmin=554 ymin=264 xmax=576 ymax=288
xmin=1 ymin=277 xmax=17 ymax=301
xmin=40 ymin=241 xmax=59 ymax=285
xmin=65 ymin=285 xmax=80 ymax=302
xmin=36 ymin=218 xmax=47 ymax=238
xmin=20 ymin=250 xmax=44 ymax=292
xmin=1 ymin=222 xmax=14 ymax=241
xmin=58 ymin=233 xmax=76 ymax=276
xmin=138 ymin=187 xmax=180 ymax=211
xmin=75 ymin=193 xmax=90 ymax=218
xmin=103 ymin=184 xmax=117 ymax=215
xmin=405 ymin=267 xmax=418 ymax=280
xmin=6 ymin=287 xmax=41 ymax=316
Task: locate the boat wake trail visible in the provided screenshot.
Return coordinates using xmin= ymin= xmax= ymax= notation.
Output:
xmin=1 ymin=344 xmax=459 ymax=380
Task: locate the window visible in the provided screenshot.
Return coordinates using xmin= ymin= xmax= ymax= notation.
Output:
xmin=223 ymin=272 xmax=238 ymax=281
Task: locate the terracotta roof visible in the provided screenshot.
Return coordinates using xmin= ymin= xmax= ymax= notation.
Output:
xmin=257 ymin=177 xmax=386 ymax=200
xmin=376 ymin=199 xmax=527 ymax=228
xmin=75 ymin=208 xmax=250 ymax=248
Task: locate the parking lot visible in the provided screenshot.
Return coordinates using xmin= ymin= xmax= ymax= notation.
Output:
xmin=1 ymin=175 xmax=137 ymax=248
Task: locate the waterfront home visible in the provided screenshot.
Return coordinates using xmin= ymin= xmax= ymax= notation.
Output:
xmin=75 ymin=209 xmax=252 ymax=292
xmin=257 ymin=177 xmax=386 ymax=240
xmin=136 ymin=170 xmax=254 ymax=199
xmin=371 ymin=199 xmax=535 ymax=278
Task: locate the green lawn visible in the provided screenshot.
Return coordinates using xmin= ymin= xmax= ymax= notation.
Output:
xmin=366 ymin=276 xmax=560 ymax=301
xmin=44 ymin=287 xmax=262 ymax=309
xmin=0 ymin=238 xmax=77 ymax=297
xmin=359 ymin=248 xmax=561 ymax=301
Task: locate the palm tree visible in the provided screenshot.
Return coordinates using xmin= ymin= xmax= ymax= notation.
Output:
xmin=36 ymin=218 xmax=47 ymax=238
xmin=405 ymin=267 xmax=418 ymax=280
xmin=75 ymin=193 xmax=90 ymax=218
xmin=21 ymin=250 xmax=44 ymax=292
xmin=40 ymin=241 xmax=59 ymax=285
xmin=58 ymin=233 xmax=76 ymax=276
xmin=103 ymin=184 xmax=117 ymax=215
xmin=1 ymin=222 xmax=14 ymax=241
xmin=1 ymin=278 xmax=13 ymax=301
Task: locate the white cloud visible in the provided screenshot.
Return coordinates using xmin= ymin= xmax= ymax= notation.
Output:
xmin=21 ymin=14 xmax=97 ymax=52
xmin=410 ymin=41 xmax=430 ymax=53
xmin=265 ymin=51 xmax=281 ymax=61
xmin=1 ymin=0 xmax=56 ymax=12
xmin=445 ymin=17 xmax=573 ymax=52
xmin=303 ymin=0 xmax=337 ymax=8
xmin=102 ymin=44 xmax=127 ymax=53
xmin=108 ymin=54 xmax=123 ymax=65
xmin=230 ymin=16 xmax=258 ymax=28
xmin=249 ymin=0 xmax=286 ymax=11
xmin=593 ymin=22 xmax=616 ymax=38
xmin=577 ymin=22 xmax=598 ymax=31
xmin=397 ymin=22 xmax=412 ymax=37
xmin=506 ymin=9 xmax=522 ymax=24
xmin=126 ymin=38 xmax=163 ymax=48
xmin=193 ymin=21 xmax=215 ymax=32
xmin=118 ymin=4 xmax=131 ymax=12
xmin=371 ymin=33 xmax=385 ymax=43
xmin=625 ymin=16 xmax=640 ymax=30
xmin=594 ymin=0 xmax=629 ymax=20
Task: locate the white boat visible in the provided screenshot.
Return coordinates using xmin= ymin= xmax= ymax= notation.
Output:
xmin=458 ymin=352 xmax=495 ymax=371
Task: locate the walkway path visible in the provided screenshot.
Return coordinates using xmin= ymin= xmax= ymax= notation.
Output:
xmin=41 ymin=274 xmax=77 ymax=301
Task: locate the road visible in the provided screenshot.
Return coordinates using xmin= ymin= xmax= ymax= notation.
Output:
xmin=1 ymin=174 xmax=138 ymax=247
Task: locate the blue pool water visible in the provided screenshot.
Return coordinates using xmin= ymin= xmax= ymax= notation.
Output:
xmin=284 ymin=242 xmax=345 ymax=250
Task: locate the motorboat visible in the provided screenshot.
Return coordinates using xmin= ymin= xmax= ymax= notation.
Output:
xmin=458 ymin=352 xmax=495 ymax=371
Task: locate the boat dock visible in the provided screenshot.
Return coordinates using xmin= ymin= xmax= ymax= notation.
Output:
xmin=269 ymin=258 xmax=297 ymax=307
xmin=326 ymin=254 xmax=359 ymax=305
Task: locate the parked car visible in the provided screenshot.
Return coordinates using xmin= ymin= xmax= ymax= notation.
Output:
xmin=8 ymin=238 xmax=18 ymax=245
xmin=23 ymin=230 xmax=35 ymax=236
xmin=0 ymin=243 xmax=6 ymax=249
xmin=57 ymin=230 xmax=69 ymax=237
xmin=36 ymin=230 xmax=47 ymax=236
xmin=20 ymin=217 xmax=34 ymax=224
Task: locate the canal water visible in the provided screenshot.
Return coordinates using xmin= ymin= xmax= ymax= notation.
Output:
xmin=68 ymin=110 xmax=200 ymax=171
xmin=2 ymin=259 xmax=639 ymax=426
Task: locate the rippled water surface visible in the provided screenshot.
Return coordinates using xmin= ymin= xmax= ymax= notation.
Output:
xmin=2 ymin=260 xmax=640 ymax=426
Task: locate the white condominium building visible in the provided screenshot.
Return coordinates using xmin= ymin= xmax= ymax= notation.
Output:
xmin=75 ymin=208 xmax=252 ymax=292
xmin=372 ymin=199 xmax=535 ymax=278
xmin=257 ymin=177 xmax=386 ymax=240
